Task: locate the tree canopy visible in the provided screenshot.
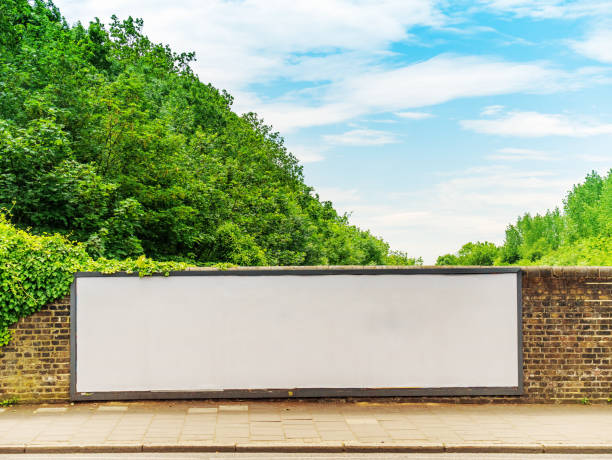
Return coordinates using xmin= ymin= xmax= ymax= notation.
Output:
xmin=0 ymin=0 xmax=416 ymax=266
xmin=437 ymin=170 xmax=612 ymax=266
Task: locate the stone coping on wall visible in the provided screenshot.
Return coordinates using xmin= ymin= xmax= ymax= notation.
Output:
xmin=79 ymin=265 xmax=605 ymax=278
xmin=178 ymin=265 xmax=612 ymax=272
xmin=177 ymin=265 xmax=612 ymax=282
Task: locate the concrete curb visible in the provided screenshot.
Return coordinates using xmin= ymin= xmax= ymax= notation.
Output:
xmin=444 ymin=444 xmax=544 ymax=454
xmin=2 ymin=443 xmax=612 ymax=454
xmin=543 ymin=445 xmax=612 ymax=454
xmin=23 ymin=444 xmax=142 ymax=453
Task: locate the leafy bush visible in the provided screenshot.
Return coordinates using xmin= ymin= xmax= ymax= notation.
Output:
xmin=535 ymin=237 xmax=612 ymax=266
xmin=436 ymin=241 xmax=499 ymax=266
xmin=385 ymin=250 xmax=423 ymax=266
xmin=0 ymin=214 xmax=187 ymax=345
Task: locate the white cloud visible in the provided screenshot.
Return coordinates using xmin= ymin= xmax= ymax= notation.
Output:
xmin=333 ymin=55 xmax=564 ymax=110
xmin=54 ymin=0 xmax=443 ymax=93
xmin=434 ymin=166 xmax=567 ymax=207
xmin=248 ymin=55 xmax=572 ymax=132
xmin=368 ymin=119 xmax=399 ymax=124
xmin=478 ymin=0 xmax=612 ymax=19
xmin=481 ymin=105 xmax=505 ymax=116
xmin=314 ymin=187 xmax=361 ymax=206
xmin=461 ymin=110 xmax=612 ymax=137
xmin=395 ymin=111 xmax=433 ymax=119
xmin=323 ymin=129 xmax=399 ymax=146
xmin=571 ymin=27 xmax=612 ymax=63
xmin=240 ymin=102 xmax=357 ymax=133
xmin=288 ymin=145 xmax=326 ymax=163
xmin=487 ymin=147 xmax=555 ymax=161
xmin=578 ymin=153 xmax=612 ymax=162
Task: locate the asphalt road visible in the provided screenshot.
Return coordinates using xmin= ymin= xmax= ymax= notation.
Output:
xmin=2 ymin=454 xmax=612 ymax=459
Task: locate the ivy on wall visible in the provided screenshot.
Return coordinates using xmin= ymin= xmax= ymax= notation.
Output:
xmin=0 ymin=215 xmax=188 ymax=346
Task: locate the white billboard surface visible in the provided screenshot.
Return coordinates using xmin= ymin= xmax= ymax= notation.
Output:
xmin=73 ymin=271 xmax=520 ymax=397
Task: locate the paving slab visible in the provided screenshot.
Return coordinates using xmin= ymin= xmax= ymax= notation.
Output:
xmin=1 ymin=401 xmax=612 ymax=453
xmin=33 ymin=408 xmax=67 ymax=414
xmin=188 ymin=408 xmax=218 ymax=414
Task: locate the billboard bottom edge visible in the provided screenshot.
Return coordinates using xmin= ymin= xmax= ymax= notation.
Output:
xmin=71 ymin=386 xmax=523 ymax=402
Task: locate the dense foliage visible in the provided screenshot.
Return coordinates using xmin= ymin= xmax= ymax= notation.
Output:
xmin=0 ymin=0 xmax=413 ymax=266
xmin=0 ymin=214 xmax=187 ymax=345
xmin=437 ymin=170 xmax=612 ymax=266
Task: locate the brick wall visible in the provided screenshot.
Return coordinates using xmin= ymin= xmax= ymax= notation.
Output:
xmin=1 ymin=267 xmax=611 ymax=404
xmin=520 ymin=266 xmax=612 ymax=403
xmin=0 ymin=297 xmax=70 ymax=403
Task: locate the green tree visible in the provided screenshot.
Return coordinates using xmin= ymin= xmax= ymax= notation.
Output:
xmin=442 ymin=170 xmax=612 ymax=266
xmin=436 ymin=241 xmax=499 ymax=266
xmin=564 ymin=171 xmax=604 ymax=241
xmin=0 ymin=0 xmax=417 ymax=266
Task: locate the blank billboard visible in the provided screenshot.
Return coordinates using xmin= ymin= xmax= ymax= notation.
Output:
xmin=71 ymin=268 xmax=521 ymax=400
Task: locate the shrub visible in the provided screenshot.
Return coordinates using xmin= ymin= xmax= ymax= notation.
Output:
xmin=0 ymin=214 xmax=188 ymax=345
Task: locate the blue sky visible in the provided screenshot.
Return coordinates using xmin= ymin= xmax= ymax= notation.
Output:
xmin=55 ymin=0 xmax=612 ymax=263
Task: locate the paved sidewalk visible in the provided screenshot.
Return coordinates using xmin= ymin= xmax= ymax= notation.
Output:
xmin=1 ymin=401 xmax=611 ymax=454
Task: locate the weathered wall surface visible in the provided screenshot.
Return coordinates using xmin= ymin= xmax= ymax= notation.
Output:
xmin=520 ymin=267 xmax=611 ymax=403
xmin=0 ymin=297 xmax=70 ymax=403
xmin=1 ymin=267 xmax=611 ymax=403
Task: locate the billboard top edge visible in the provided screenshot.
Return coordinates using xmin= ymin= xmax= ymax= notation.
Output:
xmin=74 ymin=267 xmax=521 ymax=278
